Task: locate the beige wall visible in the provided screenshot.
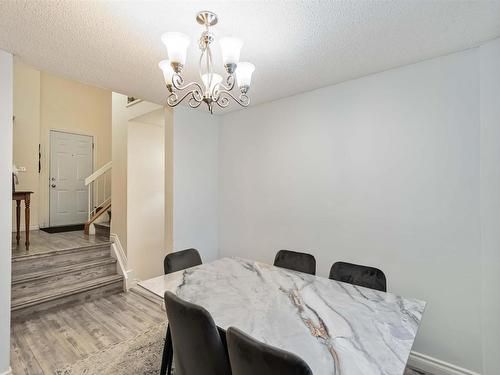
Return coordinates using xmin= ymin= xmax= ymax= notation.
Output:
xmin=12 ymin=62 xmax=111 ymax=228
xmin=111 ymin=93 xmax=173 ymax=280
xmin=39 ymin=71 xmax=111 ymax=227
xmin=12 ymin=62 xmax=40 ymax=229
xmin=111 ymin=93 xmax=128 ymax=252
xmin=111 ymin=93 xmax=165 ymax=257
xmin=127 ymin=117 xmax=165 ymax=279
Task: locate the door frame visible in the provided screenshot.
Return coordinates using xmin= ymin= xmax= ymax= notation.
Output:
xmin=42 ymin=129 xmax=96 ymax=227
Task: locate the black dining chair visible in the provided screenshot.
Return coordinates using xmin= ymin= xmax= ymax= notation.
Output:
xmin=227 ymin=327 xmax=313 ymax=375
xmin=273 ymin=249 xmax=316 ymax=275
xmin=163 ymin=291 xmax=231 ymax=375
xmin=161 ymin=248 xmax=203 ymax=375
xmin=164 ymin=248 xmax=202 ymax=274
xmin=329 ymin=261 xmax=387 ymax=292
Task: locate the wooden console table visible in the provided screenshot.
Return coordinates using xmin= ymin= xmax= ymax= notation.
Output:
xmin=13 ymin=191 xmax=32 ymax=251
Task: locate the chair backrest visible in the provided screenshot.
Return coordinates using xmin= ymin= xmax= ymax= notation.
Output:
xmin=329 ymin=261 xmax=387 ymax=292
xmin=273 ymin=249 xmax=316 ymax=275
xmin=227 ymin=327 xmax=313 ymax=375
xmin=163 ymin=291 xmax=231 ymax=375
xmin=164 ymin=248 xmax=202 ymax=274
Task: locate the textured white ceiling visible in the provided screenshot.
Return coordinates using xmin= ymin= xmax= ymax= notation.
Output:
xmin=1 ymin=1 xmax=500 ymax=113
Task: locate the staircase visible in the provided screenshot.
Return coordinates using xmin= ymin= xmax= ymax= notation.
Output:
xmin=10 ymin=162 xmax=123 ymax=320
xmin=84 ymin=161 xmax=111 ymax=235
xmin=94 ymin=221 xmax=111 ymax=237
xmin=11 ymin=241 xmax=123 ymax=319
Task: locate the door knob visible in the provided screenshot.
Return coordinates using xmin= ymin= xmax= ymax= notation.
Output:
xmin=51 ymin=177 xmax=56 ymax=181
xmin=51 ymin=184 xmax=56 ymax=188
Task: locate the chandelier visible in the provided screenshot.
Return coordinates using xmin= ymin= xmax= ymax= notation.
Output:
xmin=159 ymin=11 xmax=255 ymax=114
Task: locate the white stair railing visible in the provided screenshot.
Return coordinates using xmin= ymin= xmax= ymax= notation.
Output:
xmin=85 ymin=161 xmax=112 ymax=220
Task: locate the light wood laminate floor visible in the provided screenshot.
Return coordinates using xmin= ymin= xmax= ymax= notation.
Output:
xmin=12 ymin=230 xmax=109 ymax=258
xmin=11 ymin=290 xmax=166 ymax=375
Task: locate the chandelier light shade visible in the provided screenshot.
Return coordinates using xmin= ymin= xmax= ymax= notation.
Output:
xmin=159 ymin=10 xmax=255 ymax=114
xmin=161 ymin=32 xmax=190 ymax=68
xmin=158 ymin=60 xmax=175 ymax=86
xmin=235 ymin=62 xmax=255 ymax=91
xmin=219 ymin=37 xmax=243 ymax=68
xmin=202 ymin=73 xmax=223 ymax=93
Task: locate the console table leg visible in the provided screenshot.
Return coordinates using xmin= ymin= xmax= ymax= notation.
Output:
xmin=16 ymin=200 xmax=21 ymax=245
xmin=24 ymin=195 xmax=30 ymax=250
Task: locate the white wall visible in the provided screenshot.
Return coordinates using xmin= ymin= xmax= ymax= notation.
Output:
xmin=173 ymin=106 xmax=219 ymax=262
xmin=479 ymin=38 xmax=500 ymax=375
xmin=219 ymin=49 xmax=487 ymax=373
xmin=127 ymin=117 xmax=165 ymax=280
xmin=0 ymin=49 xmax=13 ymax=375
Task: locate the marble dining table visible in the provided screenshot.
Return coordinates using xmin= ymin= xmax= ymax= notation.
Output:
xmin=138 ymin=257 xmax=425 ymax=375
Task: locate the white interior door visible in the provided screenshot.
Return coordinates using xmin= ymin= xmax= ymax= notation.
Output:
xmin=49 ymin=131 xmax=93 ymax=226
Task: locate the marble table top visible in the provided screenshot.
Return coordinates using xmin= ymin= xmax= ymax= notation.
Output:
xmin=138 ymin=257 xmax=425 ymax=375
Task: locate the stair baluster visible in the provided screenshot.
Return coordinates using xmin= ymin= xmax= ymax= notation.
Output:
xmin=84 ymin=161 xmax=112 ymax=234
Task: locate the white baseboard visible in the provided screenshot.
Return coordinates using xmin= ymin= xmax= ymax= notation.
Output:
xmin=110 ymin=233 xmax=134 ymax=291
xmin=11 ymin=224 xmax=39 ymax=232
xmin=409 ymin=351 xmax=481 ymax=375
xmin=0 ymin=367 xmax=12 ymax=375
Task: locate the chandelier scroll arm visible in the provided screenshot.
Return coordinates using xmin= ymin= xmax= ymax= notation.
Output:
xmin=216 ymin=74 xmax=236 ymax=92
xmin=171 ymin=74 xmax=205 ymax=97
xmin=167 ymin=89 xmax=203 ymax=107
xmin=189 ymin=96 xmax=203 ymax=108
xmin=214 ymin=89 xmax=250 ymax=108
